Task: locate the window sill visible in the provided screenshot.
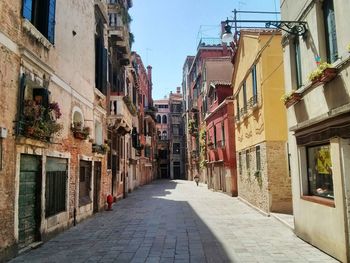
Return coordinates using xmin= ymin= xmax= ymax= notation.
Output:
xmin=22 ymin=19 xmax=52 ymax=49
xmin=301 ymin=195 xmax=335 ymax=208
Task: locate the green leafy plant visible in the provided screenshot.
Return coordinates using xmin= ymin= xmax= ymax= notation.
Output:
xmin=199 ymin=127 xmax=207 ymax=170
xmin=188 ymin=119 xmax=198 ymax=135
xmin=280 ymin=90 xmax=297 ymax=103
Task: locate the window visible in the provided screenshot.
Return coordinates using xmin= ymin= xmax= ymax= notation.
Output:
xmin=256 ymin=146 xmax=261 ymax=171
xmin=213 ymin=125 xmax=217 ymax=148
xmin=79 ymin=160 xmax=92 ymax=206
xmin=252 ymin=65 xmax=258 ymax=103
xmin=242 ymin=81 xmax=247 ymax=110
xmin=156 ymin=115 xmax=161 ymax=123
xmin=95 ymin=21 xmax=107 ymax=94
xmin=145 ymin=146 xmax=151 ymax=157
xmin=214 ymin=91 xmax=217 ymax=101
xmin=45 ymin=157 xmax=67 ymax=217
xmin=294 ymin=37 xmax=303 ymax=88
xmin=246 ymin=149 xmax=250 ymax=171
xmin=238 ymin=152 xmax=242 ymax=175
xmin=323 ymin=0 xmax=338 ymax=63
xmin=236 ymin=94 xmax=240 ymax=119
xmin=162 ymin=131 xmax=167 ymax=140
xmin=162 ymin=115 xmax=167 ymax=124
xmin=22 ymin=0 xmax=56 ymax=44
xmin=221 ymin=122 xmax=225 ymax=147
xmin=22 ymin=0 xmax=56 ymax=43
xmin=307 ymin=144 xmax=334 ymax=199
xmin=172 ymin=125 xmax=179 ymax=136
xmin=173 ymin=143 xmax=180 ymax=154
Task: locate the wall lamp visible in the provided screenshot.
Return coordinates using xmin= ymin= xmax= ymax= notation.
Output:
xmin=222 ymin=18 xmax=308 ymax=43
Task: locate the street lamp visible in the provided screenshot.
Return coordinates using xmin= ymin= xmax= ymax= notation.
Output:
xmin=221 ymin=10 xmax=308 ymax=44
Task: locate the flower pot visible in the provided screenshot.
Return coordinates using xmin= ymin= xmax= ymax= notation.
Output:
xmin=284 ymin=93 xmax=302 ymax=108
xmin=73 ymin=131 xmax=86 ymax=140
xmin=320 ymin=68 xmax=337 ymax=83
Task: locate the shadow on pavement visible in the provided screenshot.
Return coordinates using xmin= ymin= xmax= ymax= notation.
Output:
xmin=10 ymin=180 xmax=232 ymax=263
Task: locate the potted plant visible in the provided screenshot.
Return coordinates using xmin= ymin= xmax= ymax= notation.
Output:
xmin=281 ymin=90 xmax=302 ymax=108
xmin=92 ymin=143 xmax=110 ymax=154
xmin=308 ymin=62 xmax=337 ymax=84
xmin=22 ymin=100 xmax=63 ymax=141
xmin=71 ymin=122 xmax=90 ymax=140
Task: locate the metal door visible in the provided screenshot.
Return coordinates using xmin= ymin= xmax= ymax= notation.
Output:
xmin=93 ymin=162 xmax=101 ymax=213
xmin=18 ymin=154 xmax=41 ymax=249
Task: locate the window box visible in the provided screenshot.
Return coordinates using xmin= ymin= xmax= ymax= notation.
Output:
xmin=308 ymin=62 xmax=337 ymax=85
xmin=92 ymin=144 xmax=109 ymax=154
xmin=71 ymin=122 xmax=90 ymax=140
xmin=281 ymin=91 xmax=302 ymax=108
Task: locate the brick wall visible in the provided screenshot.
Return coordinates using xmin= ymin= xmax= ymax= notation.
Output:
xmin=266 ymin=141 xmax=292 ymax=214
xmin=0 ymin=43 xmax=20 ymax=261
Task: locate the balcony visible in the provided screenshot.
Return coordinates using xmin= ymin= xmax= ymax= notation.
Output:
xmin=95 ymin=0 xmax=108 ymax=23
xmin=109 ymin=95 xmax=133 ymax=133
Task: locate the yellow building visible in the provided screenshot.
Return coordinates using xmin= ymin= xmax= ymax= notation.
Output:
xmin=232 ymin=30 xmax=292 ymax=214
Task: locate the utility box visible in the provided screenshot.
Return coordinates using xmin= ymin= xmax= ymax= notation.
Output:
xmin=0 ymin=127 xmax=8 ymax=138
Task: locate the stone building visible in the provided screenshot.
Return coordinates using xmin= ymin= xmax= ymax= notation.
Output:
xmin=232 ymin=30 xmax=292 ymax=214
xmin=205 ymin=81 xmax=237 ymax=196
xmin=182 ymin=39 xmax=230 ymax=183
xmin=169 ymin=88 xmax=185 ymax=179
xmin=107 ymin=0 xmax=134 ymax=199
xmin=155 ymin=88 xmax=185 ymax=179
xmin=281 ymin=0 xmax=350 ymax=261
xmin=154 ymin=98 xmax=171 ymax=179
xmin=0 ymin=0 xmax=111 ymax=260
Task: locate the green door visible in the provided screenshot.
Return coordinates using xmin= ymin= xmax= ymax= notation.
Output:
xmin=18 ymin=154 xmax=41 ymax=249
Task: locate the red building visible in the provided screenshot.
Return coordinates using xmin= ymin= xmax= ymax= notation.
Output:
xmin=205 ymin=82 xmax=237 ymax=196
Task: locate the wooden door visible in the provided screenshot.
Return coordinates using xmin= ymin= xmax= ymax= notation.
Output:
xmin=18 ymin=154 xmax=41 ymax=249
xmin=93 ymin=162 xmax=101 ymax=213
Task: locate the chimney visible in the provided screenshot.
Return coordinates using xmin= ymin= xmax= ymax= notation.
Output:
xmin=176 ymin=87 xmax=181 ymax=94
xmin=147 ymin=65 xmax=152 ymax=84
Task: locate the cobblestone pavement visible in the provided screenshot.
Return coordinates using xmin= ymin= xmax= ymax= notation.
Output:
xmin=11 ymin=180 xmax=338 ymax=263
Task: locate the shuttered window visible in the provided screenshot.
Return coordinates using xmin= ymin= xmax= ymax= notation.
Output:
xmin=294 ymin=37 xmax=303 ymax=88
xmin=45 ymin=158 xmax=67 ymax=217
xmin=323 ymin=0 xmax=338 ymax=63
xmin=21 ymin=0 xmax=56 ymax=44
xmin=252 ymin=65 xmax=257 ymax=103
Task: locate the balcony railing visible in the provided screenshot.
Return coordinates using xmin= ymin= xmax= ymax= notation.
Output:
xmin=217 ymin=140 xmax=225 ymax=148
xmin=109 ymin=95 xmax=135 ymax=123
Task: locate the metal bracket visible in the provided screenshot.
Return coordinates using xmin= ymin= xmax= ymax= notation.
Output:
xmin=265 ymin=21 xmax=308 ymax=36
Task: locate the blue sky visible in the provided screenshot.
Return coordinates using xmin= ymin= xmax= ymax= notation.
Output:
xmin=129 ymin=0 xmax=279 ymax=100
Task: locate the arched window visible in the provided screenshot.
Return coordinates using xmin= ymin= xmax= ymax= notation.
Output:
xmin=162 ymin=131 xmax=167 ymax=140
xmin=72 ymin=107 xmax=84 ymax=129
xmin=162 ymin=115 xmax=167 ymax=124
xmin=157 ymin=130 xmax=161 ymax=140
xmin=156 ymin=114 xmax=161 ymax=123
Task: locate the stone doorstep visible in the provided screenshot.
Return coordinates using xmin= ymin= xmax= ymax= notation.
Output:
xmin=18 ymin=241 xmax=43 ymax=255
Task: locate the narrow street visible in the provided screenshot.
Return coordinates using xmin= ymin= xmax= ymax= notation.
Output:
xmin=11 ymin=180 xmax=337 ymax=263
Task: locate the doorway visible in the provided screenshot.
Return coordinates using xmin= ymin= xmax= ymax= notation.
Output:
xmin=18 ymin=154 xmax=41 ymax=249
xmin=93 ymin=162 xmax=101 ymax=213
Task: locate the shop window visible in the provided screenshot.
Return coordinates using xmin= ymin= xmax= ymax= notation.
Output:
xmin=46 ymin=157 xmax=67 ymax=217
xmin=238 ymin=152 xmax=242 ymax=175
xmin=307 ymin=144 xmax=334 ymax=199
xmin=22 ymin=0 xmax=56 ymax=43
